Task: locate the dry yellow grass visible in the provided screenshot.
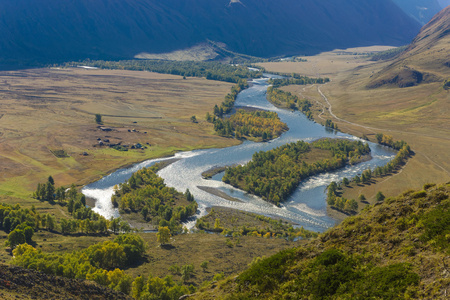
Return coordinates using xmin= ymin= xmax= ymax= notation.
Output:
xmin=258 ymin=46 xmax=394 ymax=79
xmin=261 ymin=46 xmax=450 ymax=204
xmin=0 ymin=68 xmax=238 ymax=198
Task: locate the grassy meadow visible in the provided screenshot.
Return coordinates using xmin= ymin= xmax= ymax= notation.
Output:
xmin=0 ymin=68 xmax=239 ymax=198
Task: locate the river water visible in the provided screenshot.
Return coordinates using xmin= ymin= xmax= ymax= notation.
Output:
xmin=82 ymin=76 xmax=396 ymax=232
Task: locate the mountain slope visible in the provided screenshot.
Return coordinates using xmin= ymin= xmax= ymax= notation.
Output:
xmin=193 ymin=183 xmax=450 ymax=299
xmin=368 ymin=5 xmax=450 ymax=88
xmin=438 ymin=0 xmax=450 ymax=8
xmin=0 ymin=0 xmax=421 ymax=63
xmin=392 ymin=0 xmax=443 ymax=25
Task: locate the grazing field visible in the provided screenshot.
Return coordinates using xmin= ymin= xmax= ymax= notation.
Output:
xmin=258 ymin=46 xmax=394 ymax=79
xmin=260 ymin=46 xmax=450 ymax=208
xmin=0 ymin=68 xmax=238 ymax=198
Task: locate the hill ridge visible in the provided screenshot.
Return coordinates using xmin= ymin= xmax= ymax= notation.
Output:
xmin=0 ymin=0 xmax=421 ymax=63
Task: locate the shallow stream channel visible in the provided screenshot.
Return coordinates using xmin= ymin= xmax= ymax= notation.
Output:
xmin=82 ymin=75 xmax=396 ymax=232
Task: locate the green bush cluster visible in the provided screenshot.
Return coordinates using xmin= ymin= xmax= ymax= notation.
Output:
xmin=210 ymin=109 xmax=288 ymax=140
xmin=112 ymin=166 xmax=198 ymax=233
xmin=132 ymin=274 xmax=195 ymax=300
xmin=420 ymin=200 xmax=450 ymax=253
xmin=236 ymin=248 xmax=420 ymax=299
xmin=12 ymin=233 xmax=146 ymax=294
xmin=65 ymin=60 xmax=262 ymax=83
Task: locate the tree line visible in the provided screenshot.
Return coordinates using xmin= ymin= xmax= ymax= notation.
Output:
xmin=268 ymin=76 xmax=330 ymax=88
xmin=222 ymin=138 xmax=370 ymax=206
xmin=209 ymin=79 xmax=248 ymax=118
xmin=266 ymin=87 xmax=314 ymax=119
xmin=63 ymin=60 xmax=262 ymax=83
xmin=112 ymin=166 xmax=198 ymax=234
xmin=326 ymin=133 xmax=412 ymax=210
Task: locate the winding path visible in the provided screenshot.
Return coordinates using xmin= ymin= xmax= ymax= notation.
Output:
xmin=315 ymin=86 xmax=450 ymax=176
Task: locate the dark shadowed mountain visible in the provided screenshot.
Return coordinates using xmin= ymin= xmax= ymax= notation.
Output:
xmin=392 ymin=0 xmax=443 ymax=25
xmin=0 ymin=0 xmax=421 ymax=63
xmin=367 ymin=5 xmax=450 ymax=88
xmin=438 ymin=0 xmax=450 ymax=8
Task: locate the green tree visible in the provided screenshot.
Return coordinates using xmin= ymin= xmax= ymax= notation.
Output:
xmin=114 ymin=233 xmax=146 ymax=264
xmin=376 ymin=133 xmax=383 ymax=144
xmin=45 ymin=182 xmax=55 ymax=201
xmin=46 ymin=214 xmax=56 ymax=231
xmin=141 ymin=206 xmax=149 ymax=220
xmin=95 ymin=114 xmax=102 ymax=124
xmin=376 ymin=191 xmax=385 ymax=202
xmin=169 ymin=264 xmax=181 ymax=275
xmin=23 ymin=226 xmax=34 ymax=243
xmin=157 ymin=226 xmax=171 ymax=245
xmin=87 ymin=241 xmax=127 ymax=269
xmin=132 ymin=275 xmax=145 ymax=299
xmin=190 ymin=115 xmax=197 ymax=123
xmin=67 ymin=184 xmax=78 ymax=200
xmin=6 ymin=229 xmax=26 ymax=249
xmin=201 ymin=261 xmax=209 ymax=271
xmin=181 ymin=264 xmax=194 ymax=282
xmin=345 ymin=199 xmax=358 ymax=212
xmin=342 ymin=177 xmax=349 ymax=186
xmin=109 ymin=217 xmax=120 ymax=234
xmin=214 ymin=218 xmax=221 ymax=230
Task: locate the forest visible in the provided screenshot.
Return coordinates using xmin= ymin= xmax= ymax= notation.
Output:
xmin=111 ymin=166 xmax=198 ymax=234
xmin=62 ymin=60 xmax=262 ymax=83
xmin=209 ymin=109 xmax=288 ymax=140
xmin=222 ymin=138 xmax=370 ymax=206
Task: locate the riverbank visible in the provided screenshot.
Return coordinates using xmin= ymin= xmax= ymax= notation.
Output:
xmin=197 ymin=186 xmax=242 ymax=202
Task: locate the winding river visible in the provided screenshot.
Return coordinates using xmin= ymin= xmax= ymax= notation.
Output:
xmin=82 ymin=75 xmax=396 ymax=232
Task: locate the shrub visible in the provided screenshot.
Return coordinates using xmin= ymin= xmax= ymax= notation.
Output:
xmin=356 ymin=263 xmax=419 ymax=299
xmin=238 ymin=248 xmax=296 ymax=292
